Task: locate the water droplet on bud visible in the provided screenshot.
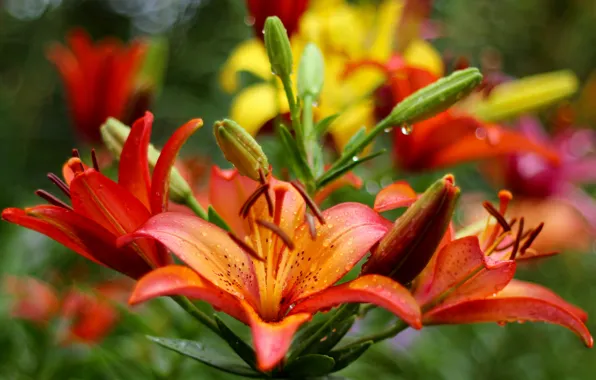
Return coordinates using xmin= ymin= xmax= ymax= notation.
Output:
xmin=400 ymin=124 xmax=413 ymax=135
xmin=384 ymin=127 xmax=392 ymax=133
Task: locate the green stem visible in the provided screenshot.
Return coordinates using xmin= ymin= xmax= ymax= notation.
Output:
xmin=302 ymin=93 xmax=323 ymax=179
xmin=172 ymin=296 xmax=219 ymax=335
xmin=184 ymin=194 xmax=208 ymax=220
xmin=342 ymin=319 xmax=409 ymax=350
xmin=280 ymin=75 xmax=305 ymax=155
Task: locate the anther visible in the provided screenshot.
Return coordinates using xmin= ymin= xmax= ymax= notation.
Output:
xmin=520 ymin=222 xmax=544 ymax=255
xmin=71 ymin=149 xmax=85 ymax=171
xmin=510 ymin=217 xmax=524 ymax=260
xmin=91 ymin=149 xmax=100 ymax=172
xmin=239 ymin=184 xmax=269 ymax=218
xmin=291 ymin=181 xmax=326 ymax=225
xmin=256 ymin=219 xmax=295 ymax=250
xmin=35 ymin=190 xmax=73 ymax=211
xmin=227 ymin=232 xmax=264 ymax=261
xmin=482 ymin=201 xmax=510 ymax=232
xmin=47 ymin=173 xmax=71 ymax=198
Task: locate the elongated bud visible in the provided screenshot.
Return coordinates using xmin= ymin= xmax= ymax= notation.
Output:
xmin=297 ymin=43 xmax=324 ymax=99
xmin=213 ymin=119 xmax=269 ymax=181
xmin=100 ymin=118 xmax=193 ymax=203
xmin=264 ymin=16 xmax=293 ymax=78
xmin=362 ymin=175 xmax=460 ymax=284
xmin=383 ymin=68 xmax=483 ymax=126
xmin=470 ymin=70 xmax=578 ymax=122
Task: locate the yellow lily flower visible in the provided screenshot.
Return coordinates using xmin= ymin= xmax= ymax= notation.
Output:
xmin=220 ymin=0 xmax=443 ymax=151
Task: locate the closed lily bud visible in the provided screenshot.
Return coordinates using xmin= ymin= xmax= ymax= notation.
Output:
xmin=362 ymin=175 xmax=460 ymax=284
xmin=100 ymin=117 xmax=193 ymax=203
xmin=264 ymin=16 xmax=294 ymax=77
xmin=297 ymin=43 xmax=325 ymax=99
xmin=213 ymin=119 xmax=270 ymax=181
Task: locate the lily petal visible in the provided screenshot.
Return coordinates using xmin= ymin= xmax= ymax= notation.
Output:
xmin=117 ymin=212 xmax=260 ymax=305
xmin=229 ymin=83 xmax=289 ymax=137
xmin=150 ymin=118 xmax=203 ymax=214
xmin=219 ymin=39 xmax=271 ymax=93
xmin=118 ymin=111 xmax=153 ymax=209
xmin=129 ymin=265 xmax=250 ymax=323
xmin=244 ymin=306 xmax=311 ymax=372
xmin=281 ymin=203 xmax=391 ymax=304
xmin=290 ymin=274 xmax=422 ymax=329
xmin=1 ymin=206 xmax=151 ymax=279
xmin=413 ymin=236 xmax=516 ymax=308
xmin=424 ymin=279 xmax=593 ymax=348
xmin=373 ymin=181 xmax=418 ymax=212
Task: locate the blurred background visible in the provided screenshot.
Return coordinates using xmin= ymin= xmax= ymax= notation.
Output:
xmin=1 ymin=0 xmax=596 ymax=379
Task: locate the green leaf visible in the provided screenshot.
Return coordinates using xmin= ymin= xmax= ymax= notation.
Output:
xmin=303 ymin=316 xmax=356 ymax=355
xmin=214 ymin=315 xmax=257 ymax=370
xmin=147 ymin=336 xmax=263 ymax=378
xmin=314 ymin=114 xmax=339 ymax=137
xmin=317 ymin=150 xmax=386 ymax=189
xmin=282 ymin=354 xmax=335 ymax=378
xmin=278 ymin=123 xmax=314 ymax=183
xmin=383 ymin=67 xmax=483 ymax=126
xmin=329 ymin=341 xmax=373 ymax=372
xmin=207 ymin=206 xmax=230 ymax=232
xmin=342 ymin=126 xmax=367 ymax=155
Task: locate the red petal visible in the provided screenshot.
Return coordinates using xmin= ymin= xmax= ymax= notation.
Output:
xmin=281 ymin=203 xmax=391 ymax=305
xmin=118 ymin=111 xmax=153 ymax=209
xmin=424 ymin=280 xmax=593 ymax=347
xmin=413 ymin=236 xmax=516 ymax=308
xmin=373 ymin=181 xmax=418 ymax=212
xmin=61 ymin=288 xmax=119 ymax=344
xmin=150 ymin=118 xmax=203 ymax=214
xmin=129 ymin=265 xmax=250 ymax=324
xmin=290 ymin=275 xmax=422 ymax=329
xmin=118 ymin=212 xmax=260 ymax=305
xmin=208 ymin=167 xmax=259 ymax=237
xmin=1 ymin=206 xmax=151 ymax=279
xmin=244 ymin=307 xmax=312 ymax=371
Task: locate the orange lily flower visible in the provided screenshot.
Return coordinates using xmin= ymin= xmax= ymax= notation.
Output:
xmin=346 ymin=61 xmax=560 ymax=171
xmin=246 ymin=0 xmax=310 ymax=40
xmin=121 ymin=168 xmax=422 ymax=371
xmin=1 ymin=112 xmax=202 ymax=279
xmin=47 ymin=28 xmax=147 ymax=143
xmin=373 ymin=184 xmax=593 ymax=346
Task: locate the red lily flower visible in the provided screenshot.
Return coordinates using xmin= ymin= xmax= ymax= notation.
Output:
xmin=246 ymin=0 xmax=309 ymax=40
xmin=47 ymin=28 xmax=147 ymax=143
xmin=122 ymin=168 xmax=422 ymax=371
xmin=1 ymin=112 xmax=202 ymax=279
xmin=374 ymin=184 xmax=593 ymax=346
xmin=345 ymin=60 xmax=560 ymax=171
xmin=4 ymin=275 xmax=60 ymax=325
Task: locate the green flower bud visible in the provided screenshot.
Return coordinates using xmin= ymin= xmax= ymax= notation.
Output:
xmin=363 ymin=175 xmax=460 ymax=284
xmin=384 ymin=68 xmax=483 ymax=127
xmin=213 ymin=119 xmax=269 ymax=181
xmin=264 ymin=16 xmax=293 ymax=78
xmin=100 ymin=118 xmax=193 ymax=203
xmin=297 ymin=43 xmax=325 ymax=99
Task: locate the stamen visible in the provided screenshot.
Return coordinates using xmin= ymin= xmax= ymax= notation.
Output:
xmin=71 ymin=149 xmax=85 ymax=171
xmin=291 ymin=181 xmax=326 ymax=225
xmin=239 ymin=183 xmax=269 ymax=218
xmin=91 ymin=149 xmax=100 ymax=172
xmin=257 ymin=168 xmax=274 ymax=216
xmin=47 ymin=173 xmax=71 ymax=198
xmin=520 ymin=222 xmax=544 ymax=255
xmin=256 ymin=219 xmax=295 ymax=250
xmin=227 ymin=232 xmax=264 ymax=261
xmin=35 ymin=190 xmax=73 ymax=211
xmin=510 ymin=217 xmax=524 ymax=260
xmin=508 ymin=217 xmax=518 ymax=230
xmin=305 ymin=213 xmax=317 ymax=240
xmin=495 ymin=228 xmax=532 ymax=251
xmin=482 ymin=201 xmax=510 ymax=231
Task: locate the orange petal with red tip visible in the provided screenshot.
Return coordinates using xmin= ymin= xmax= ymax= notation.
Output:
xmin=208 ymin=167 xmax=259 ymax=237
xmin=117 ymin=212 xmax=259 ymax=305
xmin=1 ymin=206 xmax=151 ymax=279
xmin=118 ymin=111 xmax=153 ymax=209
xmin=413 ymin=236 xmax=515 ymax=307
xmin=244 ymin=307 xmax=311 ymax=371
xmin=428 ymin=123 xmax=561 ymax=169
xmin=373 ymin=181 xmax=418 ymax=212
xmin=150 ymin=118 xmax=203 ymax=214
xmin=281 ymin=202 xmax=391 ymax=305
xmin=423 ymin=279 xmax=593 ymax=348
xmin=290 ymin=275 xmax=422 ymax=329
xmin=129 ymin=265 xmax=251 ymax=324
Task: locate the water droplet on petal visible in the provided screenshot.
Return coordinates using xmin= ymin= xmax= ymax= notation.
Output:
xmin=400 ymin=124 xmax=413 ymax=135
xmin=475 ymin=127 xmax=487 ymax=140
xmin=486 ymin=129 xmax=501 ymax=146
xmin=244 ymin=16 xmax=255 ymax=26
